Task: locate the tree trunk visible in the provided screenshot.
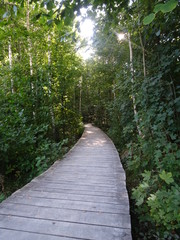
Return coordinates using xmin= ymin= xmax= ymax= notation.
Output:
xmin=139 ymin=32 xmax=146 ymax=78
xmin=47 ymin=34 xmax=56 ymax=139
xmin=27 ymin=0 xmax=33 ymax=76
xmin=128 ymin=32 xmax=142 ymax=137
xmin=79 ymin=76 xmax=82 ymax=114
xmin=26 ymin=0 xmax=36 ymax=119
xmin=8 ymin=38 xmax=14 ymax=94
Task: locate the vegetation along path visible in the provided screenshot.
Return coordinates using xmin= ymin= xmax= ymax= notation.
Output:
xmin=0 ymin=124 xmax=131 ymax=240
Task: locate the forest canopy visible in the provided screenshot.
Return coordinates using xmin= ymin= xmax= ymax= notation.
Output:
xmin=0 ymin=0 xmax=180 ymax=239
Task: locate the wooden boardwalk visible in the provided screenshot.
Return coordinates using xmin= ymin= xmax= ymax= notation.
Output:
xmin=0 ymin=124 xmax=131 ymax=240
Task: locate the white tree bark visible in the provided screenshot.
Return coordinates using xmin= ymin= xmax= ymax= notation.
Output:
xmin=8 ymin=38 xmax=14 ymax=94
xmin=47 ymin=34 xmax=56 ymax=138
xmin=26 ymin=0 xmax=36 ymax=118
xmin=27 ymin=0 xmax=33 ymax=76
xmin=48 ymin=35 xmax=51 ymax=66
xmin=139 ymin=32 xmax=146 ymax=78
xmin=79 ymin=76 xmax=82 ymax=114
xmin=128 ymin=33 xmax=142 ymax=137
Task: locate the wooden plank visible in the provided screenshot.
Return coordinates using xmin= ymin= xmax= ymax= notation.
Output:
xmin=31 ymin=182 xmax=126 ymax=193
xmin=0 ymin=202 xmax=131 ymax=228
xmin=11 ymin=189 xmax=128 ymax=205
xmin=32 ymin=177 xmax=122 ymax=186
xmin=0 ymin=215 xmax=131 ymax=240
xmin=32 ymin=178 xmax=119 ymax=186
xmin=0 ymin=229 xmax=82 ymax=240
xmin=5 ymin=195 xmax=129 ymax=214
xmin=0 ymin=124 xmax=131 ymax=240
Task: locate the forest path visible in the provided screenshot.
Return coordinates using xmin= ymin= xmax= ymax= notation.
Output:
xmin=0 ymin=124 xmax=131 ymax=240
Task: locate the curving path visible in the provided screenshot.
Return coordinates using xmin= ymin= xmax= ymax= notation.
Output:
xmin=0 ymin=124 xmax=131 ymax=240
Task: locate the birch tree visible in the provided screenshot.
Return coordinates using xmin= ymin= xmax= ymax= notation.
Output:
xmin=8 ymin=37 xmax=14 ymax=93
xmin=47 ymin=33 xmax=56 ymax=139
xmin=26 ymin=0 xmax=33 ymax=76
xmin=128 ymin=32 xmax=142 ymax=137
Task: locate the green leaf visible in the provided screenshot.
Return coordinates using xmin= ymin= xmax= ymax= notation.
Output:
xmin=143 ymin=13 xmax=155 ymax=25
xmin=39 ymin=15 xmax=46 ymax=25
xmin=154 ymin=3 xmax=164 ymax=13
xmin=140 ymin=182 xmax=149 ymax=189
xmin=142 ymin=171 xmax=151 ymax=182
xmin=33 ymin=13 xmax=42 ymax=21
xmin=36 ymin=158 xmax=41 ymax=167
xmin=136 ymin=197 xmax=144 ymax=206
xmin=161 ymin=0 xmax=178 ymax=13
xmin=21 ymin=0 xmax=24 ymax=7
xmin=40 ymin=1 xmax=45 ymax=8
xmin=154 ymin=0 xmax=178 ymax=13
xmin=159 ymin=170 xmax=174 ymax=185
xmin=176 ymin=150 xmax=180 ymax=158
xmin=47 ymin=1 xmax=55 ymax=11
xmin=0 ymin=193 xmax=6 ymax=203
xmin=54 ymin=19 xmax=63 ymax=30
xmin=148 ymin=194 xmax=156 ymax=202
xmin=64 ymin=16 xmax=72 ymax=26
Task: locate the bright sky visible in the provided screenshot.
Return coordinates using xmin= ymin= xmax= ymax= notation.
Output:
xmin=76 ymin=8 xmax=94 ymax=60
xmin=78 ymin=18 xmax=94 ymax=60
xmin=76 ymin=5 xmax=127 ymax=60
xmin=129 ymin=0 xmax=133 ymax=6
xmin=117 ymin=33 xmax=125 ymax=41
xmin=80 ymin=19 xmax=94 ymax=40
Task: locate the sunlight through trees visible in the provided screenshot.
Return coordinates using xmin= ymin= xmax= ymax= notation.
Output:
xmin=0 ymin=0 xmax=179 ymax=238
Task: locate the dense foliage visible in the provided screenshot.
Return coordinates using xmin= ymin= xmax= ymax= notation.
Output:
xmin=0 ymin=0 xmax=83 ymax=201
xmin=80 ymin=1 xmax=180 ymax=239
xmin=0 ymin=0 xmax=179 ymax=239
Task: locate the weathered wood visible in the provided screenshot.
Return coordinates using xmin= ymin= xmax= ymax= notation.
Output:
xmin=0 ymin=124 xmax=132 ymax=240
